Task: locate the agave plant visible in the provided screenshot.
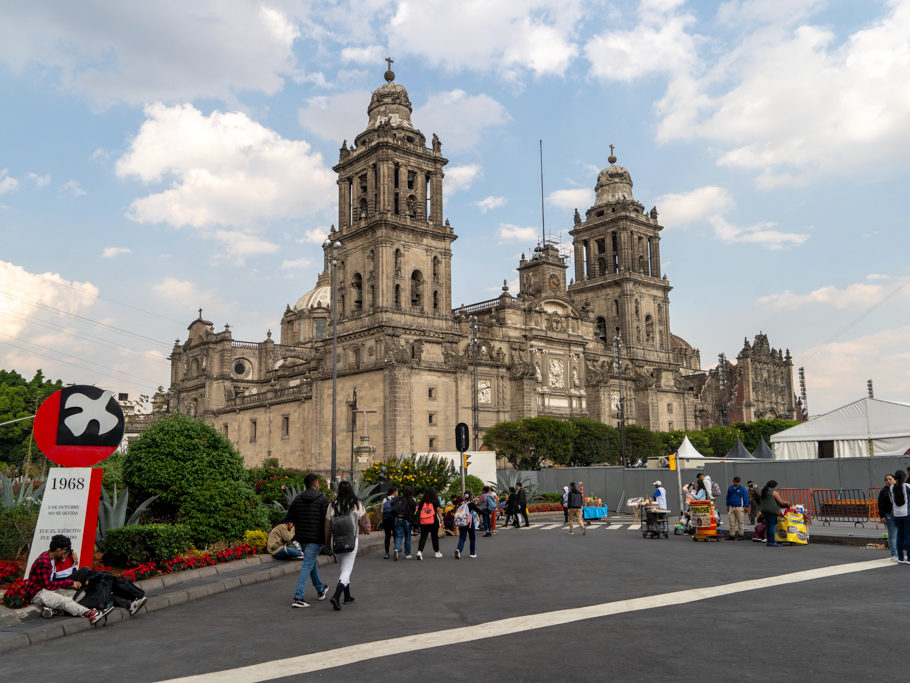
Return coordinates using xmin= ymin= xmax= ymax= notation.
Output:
xmin=267 ymin=483 xmax=307 ymax=514
xmin=96 ymin=484 xmax=158 ymax=549
xmin=488 ymin=471 xmax=543 ymax=503
xmin=352 ymin=478 xmax=384 ymax=508
xmin=0 ymin=472 xmax=45 ymax=508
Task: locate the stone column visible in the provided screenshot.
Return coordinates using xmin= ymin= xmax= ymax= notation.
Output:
xmin=650 ymin=237 xmax=661 ymax=278
xmin=574 ymin=241 xmax=584 ymax=282
xmin=366 ymin=164 xmax=376 ymax=217
xmin=431 ymin=171 xmax=443 ymax=225
xmin=338 ymin=178 xmax=349 ymax=230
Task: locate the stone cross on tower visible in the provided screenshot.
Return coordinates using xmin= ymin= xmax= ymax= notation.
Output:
xmin=385 ymin=56 xmax=394 ymax=70
xmin=353 ymin=403 xmax=378 ymax=438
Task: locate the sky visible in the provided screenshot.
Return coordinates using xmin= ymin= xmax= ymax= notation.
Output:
xmin=1 ymin=0 xmax=909 ymax=417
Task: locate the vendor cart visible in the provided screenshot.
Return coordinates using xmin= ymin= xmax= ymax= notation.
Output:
xmin=642 ymin=506 xmax=670 ymax=538
xmin=775 ymin=507 xmax=809 ymax=545
xmin=689 ymin=500 xmax=722 ymax=541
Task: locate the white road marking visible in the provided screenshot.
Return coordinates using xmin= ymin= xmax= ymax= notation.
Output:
xmin=627 ymin=523 xmax=641 ymax=530
xmin=541 ymin=524 xmax=562 ymax=530
xmin=159 ymin=558 xmax=891 ymax=683
xmin=607 ymin=524 xmax=624 ymax=530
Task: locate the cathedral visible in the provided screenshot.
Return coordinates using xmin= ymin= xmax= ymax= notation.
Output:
xmin=155 ymin=66 xmax=800 ymax=473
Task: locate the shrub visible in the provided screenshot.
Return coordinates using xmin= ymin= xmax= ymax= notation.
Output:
xmin=0 ymin=559 xmax=22 ymax=583
xmin=2 ymin=578 xmax=28 ymax=608
xmin=541 ymin=493 xmax=563 ymax=503
xmin=103 ymin=523 xmax=192 ymax=567
xmin=361 ymin=454 xmax=456 ymax=494
xmin=245 ymin=458 xmax=323 ymax=505
xmin=243 ymin=529 xmax=268 ymax=553
xmin=0 ymin=506 xmax=38 ymax=559
xmin=123 ymin=414 xmax=244 ymax=513
xmin=177 ymin=480 xmax=270 ymax=546
xmin=445 ymin=474 xmax=484 ymax=500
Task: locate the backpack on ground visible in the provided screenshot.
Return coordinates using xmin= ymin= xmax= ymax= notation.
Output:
xmin=419 ymin=502 xmax=436 ymax=525
xmin=331 ymin=511 xmax=357 ymax=554
xmin=454 ymin=502 xmax=470 ymax=527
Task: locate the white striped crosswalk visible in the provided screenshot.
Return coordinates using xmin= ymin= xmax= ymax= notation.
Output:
xmin=498 ymin=521 xmax=647 ymax=531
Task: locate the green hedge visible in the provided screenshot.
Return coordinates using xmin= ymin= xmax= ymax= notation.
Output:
xmin=0 ymin=507 xmax=38 ymax=559
xmin=541 ymin=493 xmax=563 ymax=503
xmin=177 ymin=480 xmax=270 ymax=546
xmin=103 ymin=524 xmax=192 ymax=566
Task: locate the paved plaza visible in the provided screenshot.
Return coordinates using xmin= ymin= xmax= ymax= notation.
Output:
xmin=3 ymin=520 xmax=897 ymax=681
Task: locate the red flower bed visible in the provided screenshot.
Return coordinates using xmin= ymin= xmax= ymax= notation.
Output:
xmin=0 ymin=560 xmax=23 ymax=584
xmin=527 ymin=502 xmax=564 ymax=512
xmin=1 ymin=578 xmax=29 ymax=608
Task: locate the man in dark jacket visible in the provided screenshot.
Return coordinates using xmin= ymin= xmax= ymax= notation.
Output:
xmin=566 ymin=482 xmax=586 ymax=535
xmin=287 ymin=473 xmax=330 ymax=608
xmin=515 ymin=481 xmax=529 ymax=527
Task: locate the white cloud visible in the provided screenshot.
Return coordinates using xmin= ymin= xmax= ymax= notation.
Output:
xmin=0 ymin=260 xmax=98 ymax=340
xmin=101 ymin=247 xmax=132 ymax=258
xmin=281 ymin=257 xmax=312 ymax=270
xmin=474 ymin=196 xmax=507 ymax=213
xmin=388 ymin=0 xmax=581 ymax=78
xmin=116 ymin=104 xmax=335 ymax=257
xmin=547 ymin=188 xmax=593 ymax=210
xmin=0 ymin=169 xmax=19 ymax=195
xmin=26 ymin=172 xmax=50 ymax=187
xmin=656 ymin=186 xmax=733 ymax=226
xmin=298 ymin=90 xmax=373 ymax=144
xmin=657 ymin=2 xmax=910 ymax=185
xmin=444 ymin=164 xmax=481 ymax=196
xmin=0 ymin=2 xmax=301 ymax=106
xmin=414 ymin=90 xmax=509 ymax=151
xmin=585 ymin=1 xmax=698 ymax=82
xmin=341 ymin=45 xmax=384 ymax=64
xmin=298 ymin=228 xmax=330 ymax=244
xmin=657 ymin=185 xmax=808 ymax=248
xmin=498 ymin=224 xmax=538 ymax=242
xmin=151 ymin=277 xmax=221 ymax=310
xmin=60 ymin=179 xmax=86 ymax=197
xmin=758 ymin=276 xmax=910 ymax=310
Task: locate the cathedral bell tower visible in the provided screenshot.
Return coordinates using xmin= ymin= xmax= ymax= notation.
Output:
xmin=330 ymin=60 xmax=456 ymax=333
xmin=567 ymin=148 xmax=671 ymax=351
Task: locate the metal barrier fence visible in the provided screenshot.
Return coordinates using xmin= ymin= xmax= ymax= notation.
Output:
xmin=811 ymin=488 xmax=872 ymax=527
xmin=777 ymin=488 xmax=822 ymax=518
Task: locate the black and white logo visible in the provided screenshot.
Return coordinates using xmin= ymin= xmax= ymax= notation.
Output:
xmin=56 ymin=386 xmax=124 ymax=447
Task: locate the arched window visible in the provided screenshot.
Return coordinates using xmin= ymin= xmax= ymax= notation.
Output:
xmin=394 ymin=249 xmax=402 ymax=276
xmin=394 ymin=284 xmax=401 ymax=309
xmin=352 ymin=273 xmax=363 ymax=311
xmin=359 ymin=198 xmax=367 ymax=220
xmin=411 ymin=270 xmax=423 ymax=309
xmin=432 ymin=256 xmax=440 ymax=282
xmin=613 ymin=299 xmax=619 ymax=317
xmin=433 ymin=290 xmax=440 ymax=312
xmin=645 ymin=314 xmax=654 ymax=343
xmin=634 ymin=300 xmax=640 ymax=319
xmin=598 ymin=258 xmax=607 ymax=276
xmin=595 ymin=317 xmax=607 ymax=344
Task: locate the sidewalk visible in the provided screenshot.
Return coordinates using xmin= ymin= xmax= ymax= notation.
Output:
xmin=0 ymin=532 xmax=385 ymax=653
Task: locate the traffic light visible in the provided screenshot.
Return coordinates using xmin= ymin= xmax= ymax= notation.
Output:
xmin=668 ymin=454 xmax=676 ymax=471
xmin=455 ymin=422 xmax=469 ymax=453
xmin=463 ymin=453 xmax=471 ymax=469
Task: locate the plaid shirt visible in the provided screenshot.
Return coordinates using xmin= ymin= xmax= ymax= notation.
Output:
xmin=24 ymin=551 xmax=73 ymax=602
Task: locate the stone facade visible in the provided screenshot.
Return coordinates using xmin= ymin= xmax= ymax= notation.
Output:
xmin=154 ymin=69 xmax=799 ymax=472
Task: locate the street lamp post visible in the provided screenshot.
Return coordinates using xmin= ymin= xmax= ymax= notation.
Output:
xmin=325 ymin=239 xmax=342 ymax=488
xmin=613 ymin=333 xmax=627 ymax=468
xmin=470 ymin=315 xmax=479 ymax=451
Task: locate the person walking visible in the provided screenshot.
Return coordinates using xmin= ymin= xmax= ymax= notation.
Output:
xmin=890 ymin=470 xmax=910 ymax=564
xmin=758 ymin=480 xmax=789 ymax=547
xmin=381 ymin=486 xmax=398 ymax=559
xmin=566 ymin=482 xmax=586 ymax=535
xmin=505 ymin=486 xmax=519 ymax=528
xmin=454 ymin=491 xmax=483 ymax=558
xmin=324 ymin=481 xmax=371 ymax=610
xmin=515 ymin=481 xmax=530 ymax=527
xmin=287 ymin=473 xmax=330 ymax=607
xmin=479 ymin=486 xmax=497 ymax=536
xmin=391 ymin=486 xmax=416 ymax=560
xmin=562 ymin=485 xmax=570 ymax=524
xmin=747 ymin=480 xmax=761 ymax=525
xmin=725 ymin=476 xmax=750 ymax=540
xmin=878 ymin=474 xmax=898 ymax=561
xmin=415 ymin=488 xmax=443 ymax=559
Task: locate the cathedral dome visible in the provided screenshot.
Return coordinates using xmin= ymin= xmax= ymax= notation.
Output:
xmin=593 ymin=158 xmax=635 ymax=206
xmin=294 ymin=284 xmax=330 ymax=311
xmin=367 ymin=81 xmax=414 ymax=129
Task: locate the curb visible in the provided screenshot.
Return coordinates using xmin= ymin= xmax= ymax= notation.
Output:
xmin=0 ymin=533 xmax=384 ymax=653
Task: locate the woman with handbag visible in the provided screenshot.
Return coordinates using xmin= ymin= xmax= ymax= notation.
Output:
xmin=324 ymin=481 xmax=371 ymax=610
xmin=759 ymin=480 xmax=790 ymax=547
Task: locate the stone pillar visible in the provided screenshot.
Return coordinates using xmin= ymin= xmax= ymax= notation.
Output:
xmin=650 ymin=237 xmax=661 ymax=278
xmin=574 ymin=241 xmax=584 ymax=282
xmin=353 ymin=436 xmax=377 ymax=480
xmin=431 ymin=172 xmax=443 ymax=225
xmin=366 ymin=164 xmax=376 ymax=217
xmin=338 ymin=178 xmax=349 ymax=230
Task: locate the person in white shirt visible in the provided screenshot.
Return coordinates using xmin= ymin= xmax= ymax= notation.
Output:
xmin=650 ymin=481 xmax=668 ymax=510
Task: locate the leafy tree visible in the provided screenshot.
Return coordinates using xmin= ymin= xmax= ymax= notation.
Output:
xmin=0 ymin=369 xmax=63 ymax=470
xmin=732 ymin=418 xmax=799 ymax=451
xmin=176 ymin=480 xmax=270 ymax=546
xmin=623 ymin=424 xmax=664 ymax=463
xmin=123 ymin=414 xmax=244 ymax=516
xmin=483 ymin=418 xmax=576 ymax=470
xmin=482 ymin=420 xmax=529 ymax=469
xmin=361 ymin=454 xmax=456 ymax=494
xmin=701 ymin=426 xmax=739 ymax=458
xmin=567 ymin=418 xmax=620 ymax=465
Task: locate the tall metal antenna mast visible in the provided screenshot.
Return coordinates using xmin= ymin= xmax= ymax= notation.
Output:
xmin=539 ymin=139 xmax=546 ymax=246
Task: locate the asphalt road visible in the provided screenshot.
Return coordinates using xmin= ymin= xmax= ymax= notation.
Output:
xmin=4 ymin=523 xmax=898 ymax=682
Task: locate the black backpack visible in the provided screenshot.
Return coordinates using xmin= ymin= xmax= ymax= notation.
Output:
xmin=390 ymin=495 xmax=410 ymax=518
xmin=331 ymin=510 xmax=357 ymax=554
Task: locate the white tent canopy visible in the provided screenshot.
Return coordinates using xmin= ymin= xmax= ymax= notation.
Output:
xmin=770 ymin=397 xmax=910 ymax=460
xmin=677 ymin=436 xmax=706 ymax=460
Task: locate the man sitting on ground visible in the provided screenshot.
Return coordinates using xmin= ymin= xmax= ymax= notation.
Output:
xmin=24 ymin=535 xmax=113 ymax=624
xmin=268 ymin=519 xmax=302 ymax=560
